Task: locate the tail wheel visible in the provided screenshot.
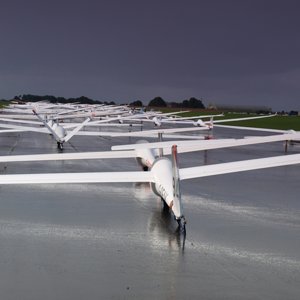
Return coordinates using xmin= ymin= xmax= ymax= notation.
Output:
xmin=176 ymin=217 xmax=186 ymax=232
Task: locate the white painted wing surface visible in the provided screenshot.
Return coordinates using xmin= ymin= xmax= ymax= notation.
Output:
xmin=173 ymin=133 xmax=300 ymax=153
xmin=106 ymin=126 xmax=210 ymax=137
xmin=0 ymin=150 xmax=136 ymax=163
xmin=51 ymin=109 xmax=126 ymax=120
xmin=0 ymin=129 xmax=26 ymax=133
xmin=179 ymin=154 xmax=300 ymax=180
xmin=74 ymin=131 xmax=122 ymax=137
xmin=0 ymin=117 xmax=43 ymax=125
xmin=75 ymin=127 xmax=209 ymax=137
xmin=211 ymin=114 xmax=276 ymax=124
xmin=112 ymin=133 xmax=300 ymax=152
xmin=62 ymin=123 xmax=142 ymax=129
xmin=161 ymin=134 xmax=205 ymax=140
xmin=213 ymin=124 xmax=287 ymax=133
xmin=112 ymin=139 xmax=235 ymax=150
xmin=0 ymin=123 xmax=49 ymax=133
xmin=2 ymin=122 xmax=137 ymax=138
xmin=165 ymin=114 xmax=223 ymax=121
xmin=0 ymin=114 xmax=40 ymax=120
xmin=0 ymin=171 xmax=153 ymax=185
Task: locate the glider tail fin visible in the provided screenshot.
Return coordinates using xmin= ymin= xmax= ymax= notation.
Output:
xmin=209 ymin=116 xmax=214 ymax=129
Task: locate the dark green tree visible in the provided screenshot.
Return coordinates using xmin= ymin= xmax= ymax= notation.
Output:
xmin=130 ymin=100 xmax=143 ymax=107
xmin=181 ymin=97 xmax=205 ymax=108
xmin=148 ymin=97 xmax=167 ymax=107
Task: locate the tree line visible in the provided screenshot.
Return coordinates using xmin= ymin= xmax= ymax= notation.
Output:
xmin=131 ymin=96 xmax=205 ymax=108
xmin=11 ymin=94 xmax=205 ymax=108
xmin=13 ymin=94 xmax=116 ymax=105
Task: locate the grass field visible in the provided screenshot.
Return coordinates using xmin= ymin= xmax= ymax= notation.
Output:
xmin=156 ymin=108 xmax=300 ymax=131
xmin=221 ymin=115 xmax=300 ymax=131
xmin=0 ymin=100 xmax=8 ymax=108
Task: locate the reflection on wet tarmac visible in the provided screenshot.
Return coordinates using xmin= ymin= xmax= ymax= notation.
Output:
xmin=148 ymin=202 xmax=186 ymax=253
xmin=134 ymin=182 xmax=186 ymax=252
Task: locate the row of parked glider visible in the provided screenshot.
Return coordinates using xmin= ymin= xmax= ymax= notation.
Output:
xmin=0 ymin=101 xmax=299 ymax=230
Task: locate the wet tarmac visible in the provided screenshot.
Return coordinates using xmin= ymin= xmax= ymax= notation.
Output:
xmin=0 ymin=127 xmax=300 ymax=299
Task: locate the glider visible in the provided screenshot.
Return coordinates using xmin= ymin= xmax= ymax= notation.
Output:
xmin=0 ymin=132 xmax=300 ymax=230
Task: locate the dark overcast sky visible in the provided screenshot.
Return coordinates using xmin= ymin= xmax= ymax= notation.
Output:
xmin=0 ymin=0 xmax=299 ymax=110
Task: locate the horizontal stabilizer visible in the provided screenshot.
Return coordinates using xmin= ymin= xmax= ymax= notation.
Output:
xmin=63 ymin=118 xmax=91 ymax=142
